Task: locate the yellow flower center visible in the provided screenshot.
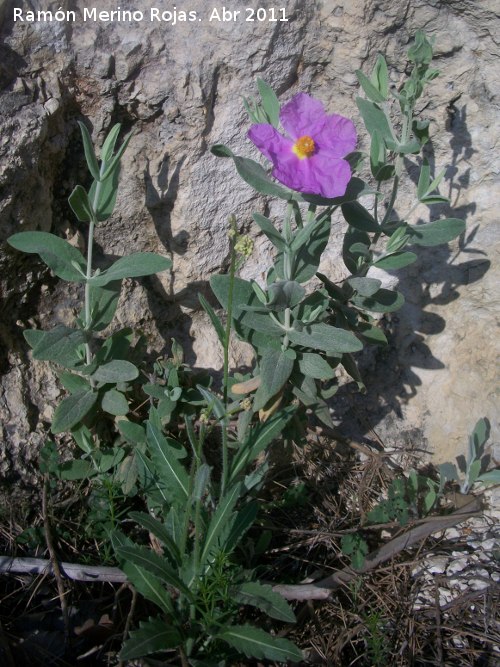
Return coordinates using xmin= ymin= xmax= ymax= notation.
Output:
xmin=292 ymin=135 xmax=316 ymax=159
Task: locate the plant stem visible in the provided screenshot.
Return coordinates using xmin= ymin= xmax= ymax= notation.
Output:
xmin=221 ymin=218 xmax=237 ymax=496
xmin=84 ymin=176 xmax=102 ymax=384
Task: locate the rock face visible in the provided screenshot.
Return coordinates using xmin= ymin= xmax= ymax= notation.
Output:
xmin=1 ymin=0 xmax=498 ymax=484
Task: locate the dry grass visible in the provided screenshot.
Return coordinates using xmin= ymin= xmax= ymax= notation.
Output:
xmin=0 ymin=429 xmax=498 ymax=666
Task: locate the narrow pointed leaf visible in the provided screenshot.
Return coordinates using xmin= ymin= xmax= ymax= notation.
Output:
xmin=199 ymin=293 xmax=225 ymax=346
xmin=146 ymin=421 xmax=190 ymax=503
xmin=116 ymin=544 xmax=192 ymax=598
xmin=373 ymin=251 xmax=417 ymax=269
xmin=253 ymin=213 xmax=286 ymax=250
xmin=78 ymin=121 xmax=100 ymax=181
xmin=68 ymin=185 xmax=94 ymax=222
xmin=218 ymin=625 xmax=302 ymax=662
xmin=233 ymin=582 xmax=296 ymax=622
xmin=91 ymin=253 xmax=172 ymax=286
xmin=406 ymin=218 xmax=465 ymax=247
xmin=257 ymin=78 xmax=280 ymax=127
xmin=128 ymin=512 xmax=181 ymax=565
xmin=101 ymin=123 xmax=121 ymax=163
xmin=120 ymin=617 xmax=182 ymax=660
xmin=356 ymin=69 xmax=386 ymax=103
xmin=231 ymin=406 xmax=295 ymax=481
xmin=200 ymin=483 xmax=243 ymax=565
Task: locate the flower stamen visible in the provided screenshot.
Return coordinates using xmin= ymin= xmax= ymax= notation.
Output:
xmin=292 ymin=135 xmax=316 ymax=159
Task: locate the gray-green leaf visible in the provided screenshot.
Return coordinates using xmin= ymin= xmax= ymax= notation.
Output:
xmin=51 ymin=390 xmax=98 ymax=434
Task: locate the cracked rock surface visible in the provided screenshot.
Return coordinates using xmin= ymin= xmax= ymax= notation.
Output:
xmin=0 ymin=0 xmax=499 ymax=485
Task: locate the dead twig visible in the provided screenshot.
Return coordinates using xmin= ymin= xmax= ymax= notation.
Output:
xmin=42 ymin=474 xmax=70 ymax=642
xmin=273 ymin=498 xmax=482 ymax=600
xmin=0 ymin=555 xmax=127 ymax=582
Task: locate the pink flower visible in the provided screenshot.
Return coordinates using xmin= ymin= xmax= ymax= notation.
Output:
xmin=248 ymin=93 xmax=356 ymax=199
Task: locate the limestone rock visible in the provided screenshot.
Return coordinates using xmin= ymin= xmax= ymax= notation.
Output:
xmin=0 ymin=0 xmax=498 ymax=482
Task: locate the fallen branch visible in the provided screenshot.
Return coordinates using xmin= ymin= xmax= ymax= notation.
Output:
xmin=273 ymin=498 xmax=482 ymax=601
xmin=0 ymin=556 xmax=127 ymax=583
xmin=0 ymin=499 xmax=482 ymax=596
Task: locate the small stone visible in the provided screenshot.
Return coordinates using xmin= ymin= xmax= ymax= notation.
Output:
xmin=43 ymin=97 xmax=60 ymax=115
xmin=446 ymin=558 xmax=469 ymax=576
xmin=468 ymin=577 xmax=490 ymax=591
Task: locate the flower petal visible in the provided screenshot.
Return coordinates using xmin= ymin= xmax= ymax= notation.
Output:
xmin=315 ymin=115 xmax=357 ymax=157
xmin=273 ymin=151 xmax=352 ymax=199
xmin=280 ymin=93 xmax=326 ymax=140
xmin=247 ymin=124 xmax=292 ymax=163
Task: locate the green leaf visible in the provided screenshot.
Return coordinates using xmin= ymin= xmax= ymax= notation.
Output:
xmin=373 ymin=251 xmax=417 ymax=270
xmin=221 ymin=501 xmax=259 ymax=553
xmin=406 ymin=218 xmax=465 ymax=247
xmin=218 ymin=625 xmax=302 ymax=663
xmin=25 ymin=326 xmax=86 ymax=368
xmin=267 ymin=281 xmax=305 ymax=311
xmin=58 ymin=371 xmax=90 ymax=394
xmin=200 ymin=483 xmax=243 ymax=565
xmin=254 ymin=348 xmax=294 ymax=410
xmin=99 ymin=130 xmax=133 ymax=181
xmin=386 ymin=226 xmax=410 ymax=253
xmin=343 ymin=227 xmax=371 ymax=273
xmin=351 ymin=288 xmax=405 ymax=313
xmin=256 ymin=78 xmax=280 ymax=127
xmin=88 ymin=162 xmax=120 ymax=222
xmin=120 ymin=617 xmax=181 ymax=661
xmin=298 ymin=352 xmax=335 ymax=380
xmin=233 ymin=582 xmax=296 ymax=622
xmin=252 ymin=213 xmax=286 ymax=251
xmin=146 ymin=420 xmax=190 ymax=504
xmin=300 ymin=176 xmax=374 ymax=207
xmin=347 ymin=277 xmax=382 ymax=297
xmin=288 ymin=323 xmax=363 ymax=354
xmin=8 ymin=231 xmax=87 ymax=282
xmin=357 ymin=321 xmax=387 ymax=345
xmin=417 ymin=159 xmax=431 ymax=201
xmin=58 ymin=459 xmax=95 ymax=480
xmin=198 ymin=293 xmax=225 ymax=346
xmin=95 ymin=447 xmax=125 ymax=473
xmin=111 ymin=532 xmax=175 ymax=615
xmin=356 ymin=69 xmax=386 ymax=103
xmin=341 ymin=534 xmax=369 ymax=570
xmin=118 ymin=454 xmax=139 ymax=495
xmin=408 ymin=29 xmax=434 ymax=65
xmin=86 ymin=280 xmax=121 ymax=332
xmin=101 ymin=123 xmax=121 ymax=163
xmin=101 ymin=389 xmax=129 ymax=416
xmin=342 ymin=202 xmax=379 ymax=233
xmin=471 ymin=417 xmax=489 ymax=449
xmin=91 ymin=253 xmax=172 ymax=286
xmin=116 ymin=544 xmax=193 ymax=598
xmin=371 ymin=54 xmax=389 ymax=98
xmin=68 ymin=185 xmax=94 ymax=222
xmin=51 ymin=390 xmax=98 ymax=434
xmin=291 ymin=213 xmax=332 ymax=283
xmin=128 ymin=512 xmax=181 ymax=565
xmin=93 ymin=360 xmax=139 ymax=383
xmin=210 ymin=144 xmax=293 ymax=200
xmin=230 ymin=406 xmax=295 ymax=481
xmin=356 ymin=97 xmax=395 ymax=144
xmin=78 ymin=121 xmax=100 ymax=181
xmin=478 ymin=469 xmax=500 ymax=485
xmin=117 ymin=420 xmax=146 ymax=445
